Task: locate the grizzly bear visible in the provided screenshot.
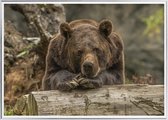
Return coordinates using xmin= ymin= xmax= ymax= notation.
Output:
xmin=42 ymin=19 xmax=125 ymax=91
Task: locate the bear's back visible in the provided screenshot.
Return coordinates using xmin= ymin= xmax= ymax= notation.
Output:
xmin=69 ymin=19 xmax=98 ymax=29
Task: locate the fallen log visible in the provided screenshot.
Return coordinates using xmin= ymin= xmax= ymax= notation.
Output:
xmin=14 ymin=84 xmax=164 ymax=116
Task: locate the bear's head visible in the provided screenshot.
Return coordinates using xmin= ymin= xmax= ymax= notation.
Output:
xmin=59 ymin=19 xmax=123 ymax=78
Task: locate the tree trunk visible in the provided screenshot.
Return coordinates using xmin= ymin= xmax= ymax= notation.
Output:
xmin=4 ymin=4 xmax=66 ymax=105
xmin=14 ymin=84 xmax=164 ymax=116
xmin=10 ymin=4 xmax=66 ymax=66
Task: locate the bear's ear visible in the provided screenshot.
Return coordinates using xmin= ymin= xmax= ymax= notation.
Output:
xmin=60 ymin=22 xmax=72 ymax=39
xmin=99 ymin=19 xmax=113 ymax=37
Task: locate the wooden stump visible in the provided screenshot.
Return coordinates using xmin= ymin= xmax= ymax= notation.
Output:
xmin=14 ymin=84 xmax=164 ymax=116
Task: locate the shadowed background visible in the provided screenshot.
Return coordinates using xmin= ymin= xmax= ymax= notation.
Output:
xmin=64 ymin=4 xmax=164 ymax=84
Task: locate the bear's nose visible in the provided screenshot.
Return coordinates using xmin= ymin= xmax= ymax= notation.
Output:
xmin=83 ymin=62 xmax=93 ymax=74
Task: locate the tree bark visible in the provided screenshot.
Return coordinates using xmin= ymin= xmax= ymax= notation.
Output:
xmin=14 ymin=84 xmax=164 ymax=116
xmin=10 ymin=4 xmax=66 ymax=66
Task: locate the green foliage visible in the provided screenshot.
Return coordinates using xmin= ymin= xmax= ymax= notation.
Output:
xmin=125 ymin=78 xmax=133 ymax=84
xmin=143 ymin=8 xmax=164 ymax=38
xmin=16 ymin=44 xmax=34 ymax=58
xmin=4 ymin=106 xmax=14 ymax=116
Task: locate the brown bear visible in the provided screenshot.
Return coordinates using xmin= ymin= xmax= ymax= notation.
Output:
xmin=42 ymin=19 xmax=125 ymax=91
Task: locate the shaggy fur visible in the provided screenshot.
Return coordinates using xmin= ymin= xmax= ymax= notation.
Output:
xmin=42 ymin=19 xmax=125 ymax=91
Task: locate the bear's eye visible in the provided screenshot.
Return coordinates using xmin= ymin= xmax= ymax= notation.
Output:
xmin=77 ymin=50 xmax=83 ymax=56
xmin=94 ymin=48 xmax=104 ymax=58
xmin=93 ymin=48 xmax=101 ymax=53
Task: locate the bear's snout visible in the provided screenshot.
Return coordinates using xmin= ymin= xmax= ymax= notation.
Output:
xmin=81 ymin=53 xmax=100 ymax=78
xmin=83 ymin=62 xmax=94 ymax=76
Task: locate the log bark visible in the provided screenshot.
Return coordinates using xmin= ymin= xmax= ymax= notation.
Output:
xmin=14 ymin=84 xmax=164 ymax=116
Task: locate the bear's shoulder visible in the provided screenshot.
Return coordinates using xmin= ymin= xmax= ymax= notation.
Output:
xmin=69 ymin=19 xmax=98 ymax=29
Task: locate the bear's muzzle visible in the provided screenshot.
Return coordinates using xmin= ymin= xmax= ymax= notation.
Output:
xmin=81 ymin=53 xmax=100 ymax=78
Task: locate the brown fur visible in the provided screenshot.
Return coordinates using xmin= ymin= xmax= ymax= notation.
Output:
xmin=42 ymin=19 xmax=125 ymax=91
